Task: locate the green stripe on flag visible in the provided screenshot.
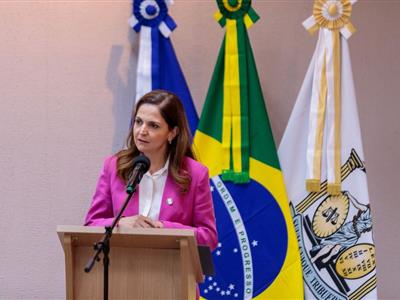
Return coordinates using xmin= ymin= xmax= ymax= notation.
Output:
xmin=244 ymin=27 xmax=280 ymax=169
xmin=197 ymin=37 xmax=225 ymax=142
xmin=237 ymin=18 xmax=250 ymax=180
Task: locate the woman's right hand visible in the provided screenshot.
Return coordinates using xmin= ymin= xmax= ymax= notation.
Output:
xmin=118 ymin=215 xmax=161 ymax=228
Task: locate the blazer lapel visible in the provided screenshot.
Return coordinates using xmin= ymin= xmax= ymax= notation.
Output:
xmin=159 ymin=173 xmax=178 ymax=220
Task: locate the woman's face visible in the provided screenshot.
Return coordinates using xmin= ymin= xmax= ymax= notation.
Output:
xmin=133 ymin=103 xmax=177 ymax=159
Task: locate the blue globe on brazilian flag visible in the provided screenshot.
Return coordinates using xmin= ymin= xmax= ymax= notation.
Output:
xmin=194 ymin=0 xmax=303 ymax=298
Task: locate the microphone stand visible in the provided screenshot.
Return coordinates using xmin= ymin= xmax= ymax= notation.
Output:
xmin=84 ymin=181 xmax=138 ymax=300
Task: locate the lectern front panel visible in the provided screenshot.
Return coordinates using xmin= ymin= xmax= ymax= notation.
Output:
xmin=74 ymin=246 xmax=181 ymax=299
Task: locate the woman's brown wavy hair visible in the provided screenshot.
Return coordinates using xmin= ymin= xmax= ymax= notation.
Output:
xmin=116 ymin=90 xmax=195 ymax=193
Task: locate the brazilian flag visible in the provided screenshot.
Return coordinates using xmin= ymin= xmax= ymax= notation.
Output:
xmin=194 ymin=1 xmax=304 ymax=298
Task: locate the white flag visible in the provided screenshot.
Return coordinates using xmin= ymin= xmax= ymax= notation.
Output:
xmin=278 ymin=2 xmax=377 ymax=299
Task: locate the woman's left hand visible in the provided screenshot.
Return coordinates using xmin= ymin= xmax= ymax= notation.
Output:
xmin=118 ymin=215 xmax=163 ymax=228
xmin=152 ymin=220 xmax=164 ymax=228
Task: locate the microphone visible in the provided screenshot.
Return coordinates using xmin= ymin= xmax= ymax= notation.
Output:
xmin=126 ymin=154 xmax=151 ymax=194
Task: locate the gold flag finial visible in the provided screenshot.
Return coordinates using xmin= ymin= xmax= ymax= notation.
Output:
xmin=303 ymin=0 xmax=357 ymax=38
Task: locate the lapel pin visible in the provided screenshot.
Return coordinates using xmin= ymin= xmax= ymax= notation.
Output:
xmin=166 ymin=198 xmax=173 ymax=205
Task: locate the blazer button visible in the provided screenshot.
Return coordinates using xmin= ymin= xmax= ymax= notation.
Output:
xmin=166 ymin=198 xmax=173 ymax=205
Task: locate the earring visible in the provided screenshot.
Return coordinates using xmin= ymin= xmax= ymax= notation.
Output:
xmin=168 ymin=139 xmax=172 ymax=145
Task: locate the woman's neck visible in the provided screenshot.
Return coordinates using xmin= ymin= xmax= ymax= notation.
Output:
xmin=146 ymin=152 xmax=168 ymax=174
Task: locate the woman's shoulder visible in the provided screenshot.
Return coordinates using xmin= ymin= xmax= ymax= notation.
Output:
xmin=183 ymin=156 xmax=208 ymax=175
xmin=104 ymin=154 xmax=117 ymax=163
xmin=101 ymin=155 xmax=118 ymax=171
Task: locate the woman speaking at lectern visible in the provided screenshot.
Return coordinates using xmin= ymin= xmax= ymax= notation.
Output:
xmin=84 ymin=90 xmax=217 ymax=250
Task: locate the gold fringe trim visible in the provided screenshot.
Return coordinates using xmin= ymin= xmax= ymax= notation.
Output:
xmin=327 ymin=183 xmax=341 ymax=195
xmin=306 ymin=179 xmax=321 ymax=192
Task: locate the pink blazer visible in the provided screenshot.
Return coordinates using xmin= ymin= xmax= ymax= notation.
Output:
xmin=84 ymin=155 xmax=218 ymax=250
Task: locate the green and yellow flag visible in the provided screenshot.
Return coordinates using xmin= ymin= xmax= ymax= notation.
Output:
xmin=194 ymin=0 xmax=304 ymax=298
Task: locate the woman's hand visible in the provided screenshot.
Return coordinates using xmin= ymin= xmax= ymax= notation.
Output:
xmin=118 ymin=215 xmax=163 ymax=228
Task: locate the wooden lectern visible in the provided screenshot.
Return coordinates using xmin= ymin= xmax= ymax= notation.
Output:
xmin=57 ymin=225 xmax=204 ymax=300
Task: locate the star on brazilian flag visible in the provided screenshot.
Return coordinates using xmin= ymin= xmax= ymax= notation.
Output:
xmin=194 ymin=0 xmax=304 ymax=298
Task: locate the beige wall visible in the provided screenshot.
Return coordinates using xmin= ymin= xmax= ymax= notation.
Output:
xmin=0 ymin=0 xmax=398 ymax=298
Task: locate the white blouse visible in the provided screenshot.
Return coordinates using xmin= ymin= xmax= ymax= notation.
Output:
xmin=138 ymin=158 xmax=169 ymax=220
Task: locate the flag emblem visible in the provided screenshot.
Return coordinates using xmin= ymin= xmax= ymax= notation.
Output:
xmin=291 ymin=149 xmax=376 ymax=299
